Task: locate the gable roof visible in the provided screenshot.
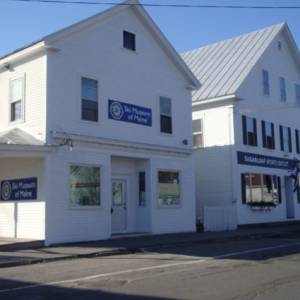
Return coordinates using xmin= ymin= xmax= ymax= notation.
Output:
xmin=0 ymin=128 xmax=44 ymax=146
xmin=182 ymin=23 xmax=300 ymax=102
xmin=0 ymin=0 xmax=200 ymax=89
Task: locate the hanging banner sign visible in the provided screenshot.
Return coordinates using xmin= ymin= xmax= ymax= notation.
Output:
xmin=237 ymin=151 xmax=296 ymax=170
xmin=108 ymin=99 xmax=152 ymax=127
xmin=0 ymin=177 xmax=38 ymax=201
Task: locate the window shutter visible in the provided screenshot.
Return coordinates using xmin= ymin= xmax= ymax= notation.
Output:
xmin=242 ymin=116 xmax=247 ymax=145
xmin=280 ymin=125 xmax=284 ymax=151
xmin=271 ymin=123 xmax=275 ymax=149
xmin=277 ymin=177 xmax=282 ymax=204
xmin=297 ymin=188 xmax=300 ymax=204
xmin=262 ymin=120 xmax=266 ymax=148
xmin=296 ymin=129 xmax=300 ymax=154
xmin=288 ymin=127 xmax=292 ymax=153
xmin=253 ymin=118 xmax=258 ymax=146
xmin=241 ymin=174 xmax=246 ymax=204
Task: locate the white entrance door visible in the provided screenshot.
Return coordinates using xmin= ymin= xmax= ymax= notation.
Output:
xmin=111 ymin=179 xmax=127 ymax=233
xmin=285 ymin=177 xmax=295 ymax=219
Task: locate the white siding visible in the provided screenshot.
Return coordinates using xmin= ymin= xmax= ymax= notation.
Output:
xmin=0 ymin=158 xmax=45 ymax=239
xmin=46 ymin=8 xmax=192 ymax=149
xmin=0 ymin=54 xmax=47 ymax=141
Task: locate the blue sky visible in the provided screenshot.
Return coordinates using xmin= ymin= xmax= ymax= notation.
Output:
xmin=1 ymin=0 xmax=300 ymax=57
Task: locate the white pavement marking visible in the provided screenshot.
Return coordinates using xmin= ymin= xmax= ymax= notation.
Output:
xmin=1 ymin=241 xmax=300 ymax=294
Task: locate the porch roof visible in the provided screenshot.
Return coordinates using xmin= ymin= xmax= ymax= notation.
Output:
xmin=0 ymin=128 xmax=54 ymax=154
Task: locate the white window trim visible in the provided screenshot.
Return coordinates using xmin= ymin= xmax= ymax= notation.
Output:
xmin=262 ymin=69 xmax=270 ymax=96
xmin=9 ymin=74 xmax=26 ymax=125
xmin=246 ymin=173 xmax=279 ymax=205
xmin=193 ymin=118 xmax=204 ymax=148
xmin=79 ymin=75 xmax=100 ymax=125
xmin=68 ymin=162 xmax=103 ymax=210
xmin=157 ymin=169 xmax=182 ymax=208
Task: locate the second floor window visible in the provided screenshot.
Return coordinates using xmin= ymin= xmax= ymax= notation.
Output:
xmin=160 ymin=97 xmax=172 ymax=134
xmin=295 ymin=129 xmax=300 ymax=154
xmin=262 ymin=70 xmax=270 ymax=95
xmin=280 ymin=125 xmax=292 ymax=152
xmin=193 ymin=119 xmax=204 ymax=147
xmin=242 ymin=116 xmax=257 ymax=146
xmin=295 ymin=84 xmax=300 ymax=104
xmin=81 ymin=77 xmax=98 ymax=122
xmin=10 ymin=77 xmax=24 ymax=122
xmin=262 ymin=120 xmax=275 ymax=149
xmin=279 ymin=77 xmax=287 ymax=101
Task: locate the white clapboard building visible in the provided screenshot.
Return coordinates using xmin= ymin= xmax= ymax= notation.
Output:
xmin=182 ymin=23 xmax=300 ymax=231
xmin=0 ymin=0 xmax=200 ymax=245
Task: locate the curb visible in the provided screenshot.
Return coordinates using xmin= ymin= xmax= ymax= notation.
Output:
xmin=0 ymin=229 xmax=299 ymax=269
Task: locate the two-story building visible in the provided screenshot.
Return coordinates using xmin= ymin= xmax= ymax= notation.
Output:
xmin=182 ymin=23 xmax=300 ymax=231
xmin=0 ymin=0 xmax=200 ymax=245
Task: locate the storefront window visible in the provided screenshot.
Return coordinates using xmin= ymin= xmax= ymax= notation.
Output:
xmin=70 ymin=166 xmax=100 ymax=206
xmin=158 ymin=171 xmax=180 ymax=206
xmin=242 ymin=173 xmax=280 ymax=206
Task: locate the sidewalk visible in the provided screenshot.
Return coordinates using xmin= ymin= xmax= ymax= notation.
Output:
xmin=1 ymin=223 xmax=300 ymax=269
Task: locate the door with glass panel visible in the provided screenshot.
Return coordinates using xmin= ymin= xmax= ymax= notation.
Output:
xmin=111 ymin=179 xmax=127 ymax=233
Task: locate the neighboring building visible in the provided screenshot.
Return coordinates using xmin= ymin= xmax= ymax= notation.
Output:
xmin=0 ymin=0 xmax=200 ymax=245
xmin=182 ymin=23 xmax=300 ymax=231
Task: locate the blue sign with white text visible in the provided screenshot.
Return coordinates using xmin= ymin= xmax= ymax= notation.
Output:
xmin=0 ymin=177 xmax=38 ymax=201
xmin=108 ymin=99 xmax=152 ymax=127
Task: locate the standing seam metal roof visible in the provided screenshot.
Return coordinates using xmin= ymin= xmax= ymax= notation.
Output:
xmin=181 ymin=23 xmax=285 ymax=101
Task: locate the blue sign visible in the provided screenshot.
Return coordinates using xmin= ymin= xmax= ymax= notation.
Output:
xmin=108 ymin=99 xmax=152 ymax=127
xmin=237 ymin=151 xmax=296 ymax=170
xmin=0 ymin=177 xmax=38 ymax=201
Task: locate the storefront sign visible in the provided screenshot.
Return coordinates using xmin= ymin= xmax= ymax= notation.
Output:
xmin=108 ymin=99 xmax=152 ymax=127
xmin=237 ymin=151 xmax=296 ymax=170
xmin=0 ymin=177 xmax=38 ymax=201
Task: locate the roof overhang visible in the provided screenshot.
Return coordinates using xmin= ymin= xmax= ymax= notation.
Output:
xmin=0 ymin=143 xmax=56 ymax=155
xmin=192 ymin=94 xmax=240 ymax=107
xmin=0 ymin=42 xmax=59 ymax=72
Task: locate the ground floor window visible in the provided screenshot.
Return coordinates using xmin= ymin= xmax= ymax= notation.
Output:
xmin=158 ymin=171 xmax=180 ymax=206
xmin=138 ymin=172 xmax=146 ymax=207
xmin=70 ymin=165 xmax=100 ymax=206
xmin=241 ymin=173 xmax=281 ymax=207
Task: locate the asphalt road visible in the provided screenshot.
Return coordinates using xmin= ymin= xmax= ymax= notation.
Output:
xmin=1 ymin=234 xmax=300 ymax=299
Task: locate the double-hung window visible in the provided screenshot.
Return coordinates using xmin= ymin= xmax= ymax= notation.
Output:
xmin=160 ymin=97 xmax=172 ymax=134
xmin=262 ymin=70 xmax=270 ymax=95
xmin=242 ymin=116 xmax=257 ymax=146
xmin=280 ymin=125 xmax=292 ymax=152
xmin=295 ymin=84 xmax=300 ymax=104
xmin=262 ymin=120 xmax=275 ymax=149
xmin=279 ymin=77 xmax=287 ymax=101
xmin=193 ymin=119 xmax=204 ymax=147
xmin=295 ymin=129 xmax=300 ymax=154
xmin=10 ymin=77 xmax=24 ymax=122
xmin=81 ymin=77 xmax=98 ymax=122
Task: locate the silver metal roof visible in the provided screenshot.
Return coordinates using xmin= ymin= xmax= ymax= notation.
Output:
xmin=182 ymin=23 xmax=285 ymax=101
xmin=0 ymin=128 xmax=44 ymax=146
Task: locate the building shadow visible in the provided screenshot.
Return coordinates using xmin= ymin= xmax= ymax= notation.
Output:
xmin=0 ymin=278 xmax=172 ymax=300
